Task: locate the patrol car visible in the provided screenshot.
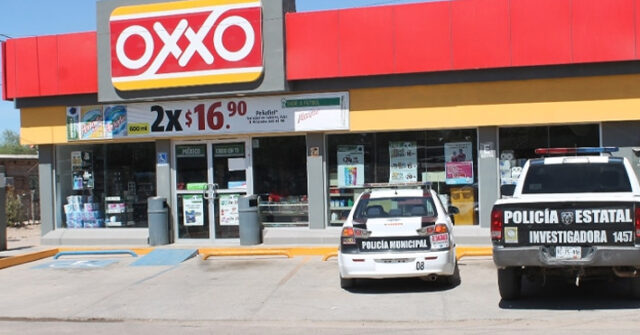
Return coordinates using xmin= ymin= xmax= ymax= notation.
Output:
xmin=492 ymin=147 xmax=640 ymax=299
xmin=338 ymin=183 xmax=459 ymax=289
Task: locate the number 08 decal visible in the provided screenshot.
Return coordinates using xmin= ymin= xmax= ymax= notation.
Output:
xmin=109 ymin=0 xmax=263 ymax=91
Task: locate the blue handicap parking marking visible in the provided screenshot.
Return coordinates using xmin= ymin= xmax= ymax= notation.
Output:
xmin=32 ymin=259 xmax=119 ymax=269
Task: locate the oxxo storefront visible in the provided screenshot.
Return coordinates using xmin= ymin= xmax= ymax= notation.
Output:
xmin=5 ymin=0 xmax=640 ymax=245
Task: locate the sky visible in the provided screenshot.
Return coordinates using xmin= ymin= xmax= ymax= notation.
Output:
xmin=0 ymin=0 xmax=429 ymax=135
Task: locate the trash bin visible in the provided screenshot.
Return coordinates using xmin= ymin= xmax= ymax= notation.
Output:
xmin=239 ymin=194 xmax=261 ymax=245
xmin=148 ymin=196 xmax=169 ymax=246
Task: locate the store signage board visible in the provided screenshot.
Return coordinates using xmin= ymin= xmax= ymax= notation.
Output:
xmin=109 ymin=0 xmax=263 ymax=91
xmin=66 ymin=92 xmax=349 ymax=140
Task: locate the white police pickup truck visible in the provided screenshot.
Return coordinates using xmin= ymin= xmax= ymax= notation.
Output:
xmin=491 ymin=147 xmax=640 ymax=300
xmin=338 ymin=183 xmax=459 ymax=289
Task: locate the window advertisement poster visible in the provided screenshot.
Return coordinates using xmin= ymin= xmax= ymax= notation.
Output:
xmin=65 ymin=92 xmax=349 ymax=141
xmin=104 ymin=105 xmax=128 ymax=138
xmin=389 ymin=142 xmax=418 ymax=183
xmin=66 ymin=107 xmax=81 ymax=141
xmin=337 ymin=145 xmax=364 ymax=187
xmin=444 ymin=142 xmax=473 ymax=185
xmin=80 ymin=106 xmax=105 ymax=140
xmin=183 ymin=194 xmax=204 ymax=226
xmin=219 ymin=194 xmax=240 ymax=226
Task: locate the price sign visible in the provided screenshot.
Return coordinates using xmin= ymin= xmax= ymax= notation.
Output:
xmin=66 ymin=92 xmax=349 ymax=140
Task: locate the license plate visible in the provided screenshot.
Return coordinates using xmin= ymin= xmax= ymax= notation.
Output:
xmin=555 ymin=246 xmax=581 ymax=260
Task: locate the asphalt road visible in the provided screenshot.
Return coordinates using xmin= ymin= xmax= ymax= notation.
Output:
xmin=0 ymin=254 xmax=639 ymax=334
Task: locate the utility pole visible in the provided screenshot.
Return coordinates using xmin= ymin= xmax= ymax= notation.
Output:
xmin=0 ymin=166 xmax=6 ymax=251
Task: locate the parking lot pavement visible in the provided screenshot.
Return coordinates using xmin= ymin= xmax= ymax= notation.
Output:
xmin=1 ymin=254 xmax=640 ymax=333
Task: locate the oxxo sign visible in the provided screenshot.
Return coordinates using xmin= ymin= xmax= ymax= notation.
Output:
xmin=109 ymin=0 xmax=263 ymax=91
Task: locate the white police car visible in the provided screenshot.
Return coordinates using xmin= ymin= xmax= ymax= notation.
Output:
xmin=338 ymin=183 xmax=459 ymax=289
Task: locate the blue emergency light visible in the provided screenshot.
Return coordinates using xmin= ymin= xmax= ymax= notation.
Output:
xmin=534 ymin=147 xmax=619 ymax=155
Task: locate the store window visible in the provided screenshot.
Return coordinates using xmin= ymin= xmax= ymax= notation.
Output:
xmin=328 ymin=130 xmax=478 ymax=226
xmin=498 ymin=124 xmax=599 ymax=186
xmin=252 ymin=136 xmax=308 ymax=226
xmin=55 ymin=143 xmax=156 ymax=228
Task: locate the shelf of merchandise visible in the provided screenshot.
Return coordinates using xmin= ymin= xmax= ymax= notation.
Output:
xmin=328 ymin=187 xmax=363 ymax=226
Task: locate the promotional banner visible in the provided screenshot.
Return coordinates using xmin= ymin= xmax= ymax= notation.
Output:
xmin=389 ymin=142 xmax=417 ymax=183
xmin=66 ymin=92 xmax=348 ymax=141
xmin=219 ymin=194 xmax=240 ymax=226
xmin=445 ymin=142 xmax=473 ymax=185
xmin=80 ymin=106 xmax=104 ymax=140
xmin=337 ymin=145 xmax=364 ymax=187
xmin=183 ymin=195 xmax=205 ymax=226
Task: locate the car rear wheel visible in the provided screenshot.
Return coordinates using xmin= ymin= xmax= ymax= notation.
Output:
xmin=440 ymin=262 xmax=461 ymax=287
xmin=497 ymin=267 xmax=522 ymax=300
xmin=340 ymin=276 xmax=356 ymax=289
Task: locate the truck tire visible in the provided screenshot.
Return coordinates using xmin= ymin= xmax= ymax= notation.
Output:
xmin=498 ymin=267 xmax=522 ymax=300
xmin=340 ymin=276 xmax=355 ymax=289
xmin=631 ymin=277 xmax=640 ymax=299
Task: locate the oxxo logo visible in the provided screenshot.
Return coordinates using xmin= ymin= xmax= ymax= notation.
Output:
xmin=109 ymin=0 xmax=263 ymax=91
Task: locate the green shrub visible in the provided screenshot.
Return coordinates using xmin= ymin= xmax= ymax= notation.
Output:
xmin=5 ymin=186 xmax=25 ymax=227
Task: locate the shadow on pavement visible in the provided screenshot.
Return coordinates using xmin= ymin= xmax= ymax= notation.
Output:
xmin=345 ymin=277 xmax=460 ymax=294
xmin=499 ymin=277 xmax=640 ymax=310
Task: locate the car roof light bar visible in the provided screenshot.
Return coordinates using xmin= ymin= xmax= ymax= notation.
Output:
xmin=534 ymin=147 xmax=618 ymax=156
xmin=362 ymin=182 xmax=432 ymax=191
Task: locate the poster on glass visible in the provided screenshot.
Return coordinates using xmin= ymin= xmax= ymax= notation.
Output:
xmin=219 ymin=194 xmax=240 ymax=226
xmin=444 ymin=142 xmax=473 ymax=185
xmin=337 ymin=145 xmax=364 ymax=187
xmin=389 ymin=142 xmax=417 ymax=183
xmin=183 ymin=195 xmax=204 ymax=226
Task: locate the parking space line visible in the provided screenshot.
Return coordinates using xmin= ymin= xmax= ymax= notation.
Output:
xmin=278 ymin=256 xmax=311 ymax=287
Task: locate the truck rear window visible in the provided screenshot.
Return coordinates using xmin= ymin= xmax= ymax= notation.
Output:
xmin=522 ymin=162 xmax=632 ymax=194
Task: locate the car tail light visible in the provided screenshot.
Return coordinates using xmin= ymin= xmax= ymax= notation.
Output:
xmin=635 ymin=207 xmax=640 ymax=239
xmin=491 ymin=208 xmax=503 ymax=241
xmin=341 ymin=227 xmax=355 ymax=245
xmin=417 ymin=223 xmax=448 ymax=236
xmin=341 ymin=227 xmax=370 ymax=245
xmin=434 ymin=224 xmax=448 ymax=234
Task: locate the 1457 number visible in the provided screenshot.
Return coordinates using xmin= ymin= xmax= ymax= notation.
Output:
xmin=613 ymin=231 xmax=633 ymax=243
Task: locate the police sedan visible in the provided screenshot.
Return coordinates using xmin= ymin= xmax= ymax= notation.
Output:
xmin=338 ymin=183 xmax=460 ymax=289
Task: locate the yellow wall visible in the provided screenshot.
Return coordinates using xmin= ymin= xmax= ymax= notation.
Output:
xmin=20 ymin=74 xmax=640 ymax=144
xmin=20 ymin=106 xmax=67 ymax=145
xmin=350 ymin=74 xmax=640 ymax=131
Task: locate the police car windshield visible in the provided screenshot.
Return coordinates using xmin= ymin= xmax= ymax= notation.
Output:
xmin=522 ymin=162 xmax=631 ymax=194
xmin=353 ymin=197 xmax=437 ymax=219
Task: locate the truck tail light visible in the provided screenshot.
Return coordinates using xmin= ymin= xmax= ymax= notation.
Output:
xmin=491 ymin=208 xmax=503 ymax=241
xmin=635 ymin=207 xmax=640 ymax=239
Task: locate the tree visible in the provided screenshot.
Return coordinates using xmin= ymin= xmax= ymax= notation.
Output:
xmin=0 ymin=130 xmax=37 ymax=154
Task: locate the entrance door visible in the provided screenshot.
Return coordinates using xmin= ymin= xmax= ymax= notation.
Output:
xmin=174 ymin=140 xmax=251 ymax=241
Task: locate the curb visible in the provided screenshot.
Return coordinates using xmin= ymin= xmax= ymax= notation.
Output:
xmin=0 ymin=246 xmax=493 ymax=270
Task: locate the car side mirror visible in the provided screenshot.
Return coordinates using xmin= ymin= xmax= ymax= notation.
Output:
xmin=448 ymin=206 xmax=459 ymax=215
xmin=500 ymin=184 xmax=516 ymax=197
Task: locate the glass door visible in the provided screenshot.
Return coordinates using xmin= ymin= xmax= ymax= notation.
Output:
xmin=174 ymin=140 xmax=250 ymax=241
xmin=211 ymin=142 xmax=249 ymax=238
xmin=175 ymin=143 xmax=211 ymax=239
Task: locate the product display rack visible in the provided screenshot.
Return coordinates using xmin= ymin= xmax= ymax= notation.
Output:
xmin=328 ymin=187 xmax=361 ymax=226
xmin=104 ymin=195 xmax=135 ymax=227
